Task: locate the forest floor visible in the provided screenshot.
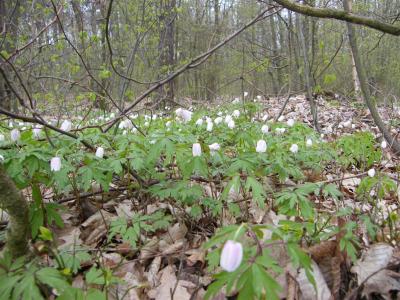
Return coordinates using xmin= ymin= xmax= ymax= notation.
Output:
xmin=3 ymin=94 xmax=400 ymax=300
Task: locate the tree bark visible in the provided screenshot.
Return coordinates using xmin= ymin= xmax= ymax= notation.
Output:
xmin=343 ymin=0 xmax=400 ymax=154
xmin=0 ymin=165 xmax=29 ymax=258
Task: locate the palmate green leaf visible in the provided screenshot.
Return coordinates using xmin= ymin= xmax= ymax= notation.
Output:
xmin=12 ymin=272 xmax=43 ymax=300
xmin=45 ymin=203 xmax=65 ymax=228
xmin=60 ymin=251 xmax=91 ymax=274
xmin=29 ymin=202 xmax=44 ymax=238
xmin=36 ymin=267 xmax=70 ymax=292
xmin=245 ymin=176 xmax=266 ymax=208
xmin=86 ymin=267 xmax=105 ymax=285
xmin=0 ymin=275 xmax=21 ymax=299
xmin=322 ymin=183 xmax=342 ymax=200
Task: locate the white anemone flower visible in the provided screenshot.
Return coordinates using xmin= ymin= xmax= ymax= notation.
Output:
xmin=261 ymin=125 xmax=269 ymax=134
xmin=214 ymin=117 xmax=223 ymax=125
xmin=95 ymin=147 xmax=104 ymax=158
xmin=227 ymin=119 xmax=235 ymax=129
xmin=232 ymin=110 xmax=240 ymax=118
xmin=60 ymin=120 xmax=72 ymax=132
xmin=50 ymin=157 xmax=61 ymax=172
xmin=10 ymin=129 xmax=20 ymax=142
xmin=32 ymin=128 xmax=41 ymax=139
xmin=290 ymin=144 xmax=299 ymax=154
xmin=192 ymin=143 xmax=202 ymax=157
xmin=224 ymin=115 xmax=233 ymax=124
xmin=220 ymin=240 xmax=243 ymax=272
xmin=206 ymin=121 xmax=213 ymax=132
xmin=368 ymin=168 xmax=376 ymax=177
xmin=256 ymin=140 xmax=267 ymax=153
xmin=381 ymin=140 xmax=387 ymax=149
xmin=195 ymin=118 xmax=203 ymax=126
xmin=166 ymin=121 xmax=172 ymax=127
xmin=306 ymin=138 xmax=313 ymax=147
xmin=275 ymin=128 xmax=286 ymax=135
xmin=244 ymin=91 xmax=248 ymax=97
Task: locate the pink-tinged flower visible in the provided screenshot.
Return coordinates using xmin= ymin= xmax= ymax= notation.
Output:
xmin=10 ymin=129 xmax=20 ymax=142
xmin=256 ymin=140 xmax=267 ymax=153
xmin=192 ymin=143 xmax=202 ymax=157
xmin=50 ymin=157 xmax=61 ymax=172
xmin=220 ymin=240 xmax=243 ymax=272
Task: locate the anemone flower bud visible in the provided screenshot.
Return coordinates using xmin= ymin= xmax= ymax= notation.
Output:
xmin=209 ymin=143 xmax=220 ymax=154
xmin=290 ymin=144 xmax=299 ymax=154
xmin=220 ymin=240 xmax=243 ymax=272
xmin=10 ymin=129 xmax=20 ymax=142
xmin=368 ymin=168 xmax=375 ymax=177
xmin=261 ymin=125 xmax=269 ymax=134
xmin=207 ymin=121 xmax=213 ymax=132
xmin=0 ymin=134 xmax=4 ymax=142
xmin=195 ymin=118 xmax=203 ymax=126
xmin=232 ymin=110 xmax=240 ymax=118
xmin=227 ymin=120 xmax=235 ymax=129
xmin=306 ymin=138 xmax=313 ymax=147
xmin=60 ymin=120 xmax=72 ymax=132
xmin=381 ymin=140 xmax=387 ymax=149
xmin=50 ymin=157 xmax=61 ymax=172
xmin=96 ymin=147 xmax=104 ymax=158
xmin=256 ymin=140 xmax=267 ymax=153
xmin=287 ymin=119 xmax=295 ymax=127
xmin=192 ymin=143 xmax=202 ymax=157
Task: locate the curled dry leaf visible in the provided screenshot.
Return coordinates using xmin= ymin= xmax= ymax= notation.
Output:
xmin=351 ymin=243 xmax=400 ymax=299
xmin=80 ymin=210 xmax=114 ymax=247
xmin=147 ymin=256 xmax=162 ymax=288
xmin=297 ymin=260 xmax=333 ymax=300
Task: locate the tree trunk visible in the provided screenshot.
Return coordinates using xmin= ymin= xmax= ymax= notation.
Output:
xmin=0 ymin=166 xmax=29 ymax=258
xmin=343 ymin=0 xmax=400 ymax=154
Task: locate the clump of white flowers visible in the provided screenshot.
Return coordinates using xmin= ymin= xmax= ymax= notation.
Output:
xmin=192 ymin=143 xmax=202 ymax=157
xmin=256 ymin=140 xmax=267 ymax=153
xmin=220 ymin=240 xmax=243 ymax=272
xmin=290 ymin=144 xmax=299 ymax=154
xmin=50 ymin=157 xmax=62 ymax=172
xmin=60 ymin=120 xmax=72 ymax=132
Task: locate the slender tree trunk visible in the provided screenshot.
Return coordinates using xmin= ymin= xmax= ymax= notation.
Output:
xmin=0 ymin=166 xmax=29 ymax=258
xmin=296 ymin=10 xmax=320 ymax=131
xmin=343 ymin=0 xmax=400 ymax=154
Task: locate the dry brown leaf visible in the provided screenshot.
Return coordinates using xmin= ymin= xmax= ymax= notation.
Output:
xmin=297 ymin=260 xmax=332 ymax=300
xmin=147 ymin=256 xmax=162 ymax=288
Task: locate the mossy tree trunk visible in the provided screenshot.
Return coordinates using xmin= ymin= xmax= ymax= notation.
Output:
xmin=0 ymin=165 xmax=29 ymax=258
